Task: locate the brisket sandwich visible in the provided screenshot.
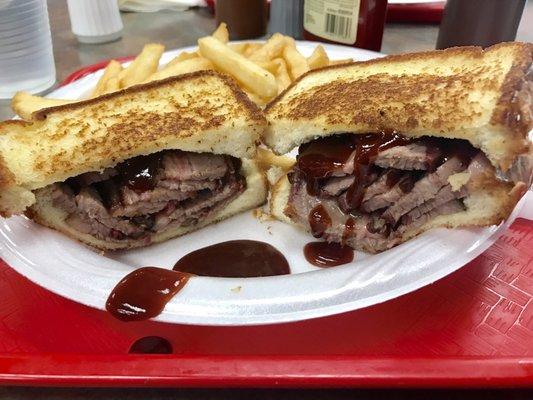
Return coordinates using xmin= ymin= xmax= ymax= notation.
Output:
xmin=0 ymin=71 xmax=267 ymax=250
xmin=265 ymin=43 xmax=532 ymax=253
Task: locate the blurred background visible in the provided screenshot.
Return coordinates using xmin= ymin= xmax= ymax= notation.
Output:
xmin=45 ymin=0 xmax=532 ymax=81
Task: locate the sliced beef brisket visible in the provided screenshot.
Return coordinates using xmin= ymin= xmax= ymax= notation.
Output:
xmin=286 ymin=134 xmax=480 ymax=253
xmin=49 ymin=150 xmax=245 ymax=242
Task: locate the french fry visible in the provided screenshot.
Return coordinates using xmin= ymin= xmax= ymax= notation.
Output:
xmin=273 ymin=58 xmax=291 ymax=94
xmin=256 ymin=147 xmax=295 ymax=171
xmin=119 ymin=43 xmax=165 ymax=88
xmin=91 ymin=60 xmax=122 ymax=97
xmin=329 ymin=58 xmax=354 ymax=66
xmin=102 ymin=76 xmax=121 ymax=94
xmin=166 ymin=51 xmax=198 ymax=68
xmin=229 ymin=43 xmax=248 ymax=54
xmin=146 ymin=58 xmax=214 ymax=82
xmin=11 ymin=92 xmax=74 ymax=120
xmin=255 ymin=60 xmax=278 ymax=74
xmin=243 ymin=43 xmax=263 ymax=58
xmin=212 ymin=22 xmax=229 ymax=43
xmin=198 ymin=36 xmax=277 ymax=98
xmin=282 ymin=39 xmax=309 ymax=80
xmin=248 ymin=33 xmax=286 ymax=62
xmin=307 ymin=45 xmax=329 ymax=70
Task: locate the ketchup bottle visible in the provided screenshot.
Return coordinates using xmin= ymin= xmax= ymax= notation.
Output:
xmin=302 ymin=0 xmax=388 ymax=51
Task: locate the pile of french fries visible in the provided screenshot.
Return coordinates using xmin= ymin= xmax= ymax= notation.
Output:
xmin=11 ymin=23 xmax=352 ymax=119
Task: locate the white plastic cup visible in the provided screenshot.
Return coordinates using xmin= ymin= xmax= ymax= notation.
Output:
xmin=67 ymin=0 xmax=124 ymax=44
xmin=0 ymin=0 xmax=56 ymax=99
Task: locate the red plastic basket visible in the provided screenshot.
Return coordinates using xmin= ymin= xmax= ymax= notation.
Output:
xmin=1 ymin=63 xmax=531 ymax=388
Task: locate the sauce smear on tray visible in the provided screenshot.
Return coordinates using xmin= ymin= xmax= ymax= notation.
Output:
xmin=106 ymin=240 xmax=290 ymax=321
xmin=304 ymin=241 xmax=354 ymax=267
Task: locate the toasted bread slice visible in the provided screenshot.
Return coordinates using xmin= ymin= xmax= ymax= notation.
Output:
xmin=0 ymin=71 xmax=265 ymax=217
xmin=265 ymin=42 xmax=532 ymax=172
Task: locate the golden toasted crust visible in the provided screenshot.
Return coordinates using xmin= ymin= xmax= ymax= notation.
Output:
xmin=0 ymin=71 xmax=267 ymax=216
xmin=32 ymin=71 xmax=264 ymax=123
xmin=265 ymin=43 xmax=532 ymax=171
xmin=491 ymin=42 xmax=533 ymax=134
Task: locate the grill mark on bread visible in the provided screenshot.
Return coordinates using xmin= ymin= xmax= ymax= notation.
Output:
xmin=280 ymin=72 xmax=498 ymax=131
xmin=33 ymin=71 xmax=264 ymax=123
xmin=491 ymin=42 xmax=532 ymax=136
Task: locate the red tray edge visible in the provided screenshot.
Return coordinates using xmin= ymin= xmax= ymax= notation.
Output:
xmin=1 ymin=355 xmax=532 ymax=388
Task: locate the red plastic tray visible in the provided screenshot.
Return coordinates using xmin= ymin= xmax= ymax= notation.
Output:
xmin=1 ymin=64 xmax=532 ymax=388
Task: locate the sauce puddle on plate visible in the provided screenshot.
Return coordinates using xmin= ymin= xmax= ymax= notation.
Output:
xmin=106 ymin=240 xmax=290 ymax=321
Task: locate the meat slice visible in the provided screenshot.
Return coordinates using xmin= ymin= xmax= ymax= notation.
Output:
xmin=50 ymin=184 xmax=78 ymax=214
xmin=75 ymin=187 xmax=143 ymax=236
xmin=114 ymin=186 xmax=195 ymax=217
xmin=161 ymin=151 xmax=228 ymax=181
xmin=287 ymin=179 xmax=395 ymax=253
xmin=182 ymin=176 xmax=243 ymax=218
xmin=157 ymin=179 xmax=219 ymax=192
xmin=65 ymin=213 xmax=111 ymax=239
xmin=321 ymin=175 xmax=355 ymax=197
xmin=382 ymin=156 xmax=467 ymax=223
xmin=374 ymin=143 xmax=441 ymax=170
xmin=362 ymin=173 xmax=413 ymax=212
xmin=73 ymin=168 xmax=118 ymax=187
xmin=153 ymin=175 xmax=244 ymax=232
xmin=363 ymin=170 xmax=393 ymax=201
xmin=401 ymin=184 xmax=467 ymax=224
xmin=396 ymin=200 xmax=465 ymax=235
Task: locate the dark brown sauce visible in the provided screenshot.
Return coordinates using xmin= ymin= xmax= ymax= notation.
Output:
xmin=106 ymin=241 xmax=290 ymax=322
xmin=308 ymin=204 xmax=332 ymax=238
xmin=304 ymin=241 xmax=354 ymax=267
xmin=298 ymin=135 xmax=357 ymax=180
xmin=116 ymin=153 xmax=163 ymax=193
xmin=129 ymin=336 xmax=173 ymax=354
xmin=106 ymin=267 xmax=190 ymax=322
xmin=298 ymin=133 xmax=410 ymax=209
xmin=173 ymin=240 xmax=290 ymax=278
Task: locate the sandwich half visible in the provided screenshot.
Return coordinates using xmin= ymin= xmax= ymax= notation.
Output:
xmin=0 ymin=71 xmax=267 ymax=250
xmin=265 ymin=43 xmax=532 ymax=253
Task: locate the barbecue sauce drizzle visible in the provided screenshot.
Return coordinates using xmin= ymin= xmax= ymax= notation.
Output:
xmin=298 ymin=133 xmax=409 ymax=267
xmin=116 ymin=152 xmax=163 ymax=193
xmin=308 ymin=204 xmax=332 ymax=238
xmin=106 ymin=240 xmax=290 ymax=321
xmin=297 ymin=132 xmax=410 ymax=211
xmin=304 ymin=242 xmax=354 ymax=268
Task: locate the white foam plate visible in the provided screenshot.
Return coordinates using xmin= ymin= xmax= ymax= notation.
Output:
xmin=0 ymin=42 xmax=530 ymax=326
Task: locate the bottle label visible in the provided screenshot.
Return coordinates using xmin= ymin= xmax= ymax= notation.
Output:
xmin=304 ymin=0 xmax=360 ymax=45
